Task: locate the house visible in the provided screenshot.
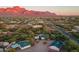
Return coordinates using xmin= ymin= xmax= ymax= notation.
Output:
xmin=0 ymin=42 xmax=9 ymax=47
xmin=3 ymin=42 xmax=9 ymax=47
xmin=10 ymin=21 xmax=17 ymax=23
xmin=0 ymin=42 xmax=9 ymax=52
xmin=48 ymin=40 xmax=64 ymax=52
xmin=11 ymin=41 xmax=31 ymax=50
xmin=32 ymin=25 xmax=43 ymax=28
xmin=72 ymin=29 xmax=77 ymax=32
xmin=72 ymin=26 xmax=79 ymax=32
xmin=0 ymin=21 xmax=4 ymax=23
xmin=34 ymin=34 xmax=46 ymax=40
xmin=5 ymin=25 xmax=16 ymax=29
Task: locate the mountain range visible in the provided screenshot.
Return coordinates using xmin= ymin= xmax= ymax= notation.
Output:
xmin=0 ymin=6 xmax=56 ymax=17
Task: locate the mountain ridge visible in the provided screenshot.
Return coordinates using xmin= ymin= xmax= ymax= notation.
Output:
xmin=0 ymin=6 xmax=56 ymax=17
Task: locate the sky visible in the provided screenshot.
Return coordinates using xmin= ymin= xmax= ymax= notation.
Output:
xmin=0 ymin=6 xmax=79 ymax=15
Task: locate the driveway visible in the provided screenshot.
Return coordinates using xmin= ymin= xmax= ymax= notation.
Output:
xmin=17 ymin=40 xmax=53 ymax=52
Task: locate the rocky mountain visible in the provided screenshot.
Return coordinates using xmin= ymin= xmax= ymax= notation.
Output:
xmin=0 ymin=6 xmax=56 ymax=17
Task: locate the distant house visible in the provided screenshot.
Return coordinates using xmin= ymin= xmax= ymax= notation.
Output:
xmin=38 ymin=21 xmax=44 ymax=24
xmin=72 ymin=29 xmax=77 ymax=32
xmin=72 ymin=26 xmax=79 ymax=32
xmin=11 ymin=41 xmax=31 ymax=50
xmin=75 ymin=26 xmax=79 ymax=31
xmin=32 ymin=25 xmax=43 ymax=28
xmin=0 ymin=21 xmax=4 ymax=23
xmin=6 ymin=25 xmax=16 ymax=29
xmin=10 ymin=21 xmax=17 ymax=23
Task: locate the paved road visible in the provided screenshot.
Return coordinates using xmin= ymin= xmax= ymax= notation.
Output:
xmin=46 ymin=20 xmax=79 ymax=44
xmin=56 ymin=26 xmax=76 ymax=40
xmin=17 ymin=40 xmax=53 ymax=52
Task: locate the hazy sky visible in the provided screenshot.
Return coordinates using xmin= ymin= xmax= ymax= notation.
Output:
xmin=1 ymin=6 xmax=79 ymax=15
